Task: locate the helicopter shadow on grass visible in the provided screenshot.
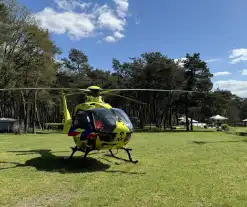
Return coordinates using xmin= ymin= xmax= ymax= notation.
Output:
xmin=0 ymin=149 xmax=144 ymax=175
xmin=31 ymin=131 xmax=65 ymax=135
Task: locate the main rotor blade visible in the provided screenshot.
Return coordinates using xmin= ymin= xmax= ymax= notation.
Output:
xmin=65 ymin=91 xmax=88 ymax=96
xmin=0 ymin=88 xmax=89 ymax=92
xmin=101 ymin=89 xmax=204 ymax=93
xmin=107 ymin=93 xmax=147 ymax=105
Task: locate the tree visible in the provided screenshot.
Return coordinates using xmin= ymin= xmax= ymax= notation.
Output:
xmin=112 ymin=52 xmax=186 ymax=129
xmin=240 ymin=99 xmax=247 ymax=121
xmin=181 ymin=53 xmax=213 ymax=130
xmin=62 ymin=48 xmax=89 ymax=73
xmin=0 ymin=0 xmax=61 ymax=133
xmin=0 ymin=1 xmax=245 ymax=133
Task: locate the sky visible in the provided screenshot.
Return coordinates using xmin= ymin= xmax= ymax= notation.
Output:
xmin=18 ymin=0 xmax=247 ymax=97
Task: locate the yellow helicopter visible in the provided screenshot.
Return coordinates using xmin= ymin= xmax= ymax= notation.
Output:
xmin=61 ymin=85 xmax=143 ymax=163
xmin=0 ymin=86 xmax=199 ymax=164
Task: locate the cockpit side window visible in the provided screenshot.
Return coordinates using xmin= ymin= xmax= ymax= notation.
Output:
xmin=112 ymin=108 xmax=134 ymax=132
xmin=72 ymin=110 xmax=92 ymax=130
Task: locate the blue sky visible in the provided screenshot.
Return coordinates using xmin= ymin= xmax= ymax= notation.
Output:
xmin=18 ymin=0 xmax=247 ymax=97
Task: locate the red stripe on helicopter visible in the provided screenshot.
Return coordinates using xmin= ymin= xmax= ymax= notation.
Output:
xmin=68 ymin=131 xmax=81 ymax=136
xmin=88 ymin=133 xmax=97 ymax=139
xmin=68 ymin=128 xmax=81 ymax=136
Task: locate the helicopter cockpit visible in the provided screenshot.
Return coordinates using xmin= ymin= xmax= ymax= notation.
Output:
xmin=72 ymin=108 xmax=134 ymax=142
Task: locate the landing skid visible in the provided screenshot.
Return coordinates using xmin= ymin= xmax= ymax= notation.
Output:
xmin=64 ymin=146 xmax=91 ymax=160
xmin=109 ymin=148 xmax=138 ymax=164
xmin=64 ymin=146 xmax=138 ymax=164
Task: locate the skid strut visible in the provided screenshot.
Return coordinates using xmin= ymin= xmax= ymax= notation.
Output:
xmin=69 ymin=146 xmax=78 ymax=158
xmin=83 ymin=147 xmax=91 ymax=159
xmin=65 ymin=146 xmax=91 ymax=159
xmin=109 ymin=148 xmax=138 ymax=164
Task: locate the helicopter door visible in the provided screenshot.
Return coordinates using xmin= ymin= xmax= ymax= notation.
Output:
xmin=72 ymin=110 xmax=93 ymax=131
xmin=70 ymin=110 xmax=94 ymax=140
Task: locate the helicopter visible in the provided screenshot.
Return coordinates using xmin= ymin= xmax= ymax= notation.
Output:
xmin=0 ymin=86 xmax=200 ymax=164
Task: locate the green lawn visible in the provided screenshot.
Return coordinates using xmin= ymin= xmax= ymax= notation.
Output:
xmin=1 ymin=132 xmax=247 ymax=206
xmin=230 ymin=127 xmax=247 ymax=133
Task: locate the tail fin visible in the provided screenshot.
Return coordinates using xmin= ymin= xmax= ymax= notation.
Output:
xmin=61 ymin=92 xmax=72 ymax=134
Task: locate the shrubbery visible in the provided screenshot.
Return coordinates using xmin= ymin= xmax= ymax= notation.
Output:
xmin=236 ymin=132 xmax=247 ymax=136
xmin=221 ymin=124 xmax=230 ymax=131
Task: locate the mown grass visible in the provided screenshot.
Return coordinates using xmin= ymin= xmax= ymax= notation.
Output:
xmin=230 ymin=127 xmax=247 ymax=133
xmin=1 ymin=132 xmax=247 ymax=206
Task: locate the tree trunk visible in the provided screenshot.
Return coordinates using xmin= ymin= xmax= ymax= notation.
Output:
xmin=36 ymin=102 xmax=42 ymax=130
xmin=24 ymin=103 xmax=29 ymax=133
xmin=139 ymin=105 xmax=145 ymax=129
xmin=185 ymin=94 xmax=190 ymax=131
xmin=169 ymin=108 xmax=172 ymax=130
xmin=149 ymin=104 xmax=152 ymax=131
xmin=32 ymin=92 xmax=37 ymax=134
xmin=190 ymin=115 xmax=193 ymax=131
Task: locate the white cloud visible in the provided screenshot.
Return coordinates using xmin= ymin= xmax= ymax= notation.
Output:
xmin=35 ymin=8 xmax=95 ymax=40
xmin=103 ymin=31 xmax=125 ymax=43
xmin=214 ymin=80 xmax=247 ymax=97
xmin=240 ymin=69 xmax=247 ymax=76
xmin=54 ymin=58 xmax=63 ymax=65
xmin=104 ymin=36 xmax=116 ymax=42
xmin=114 ymin=31 xmax=125 ymax=39
xmin=206 ymin=58 xmax=222 ymax=63
xmin=54 ymin=0 xmax=92 ymax=11
xmin=229 ymin=48 xmax=247 ymax=64
xmin=214 ymin=71 xmax=231 ymax=77
xmin=34 ymin=0 xmax=129 ymax=42
xmin=114 ymin=0 xmax=129 ymax=18
xmin=174 ymin=58 xmax=187 ymax=67
xmin=174 ymin=58 xmax=187 ymax=62
xmin=97 ymin=6 xmax=125 ymax=31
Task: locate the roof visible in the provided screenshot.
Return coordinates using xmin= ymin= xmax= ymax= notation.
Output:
xmin=0 ymin=118 xmax=17 ymax=121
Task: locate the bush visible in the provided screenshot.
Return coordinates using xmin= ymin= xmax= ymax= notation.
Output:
xmin=221 ymin=124 xmax=230 ymax=131
xmin=14 ymin=127 xmax=24 ymax=135
xmin=236 ymin=132 xmax=247 ymax=136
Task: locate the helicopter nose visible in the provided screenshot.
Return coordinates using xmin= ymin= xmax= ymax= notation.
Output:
xmin=114 ymin=121 xmax=131 ymax=143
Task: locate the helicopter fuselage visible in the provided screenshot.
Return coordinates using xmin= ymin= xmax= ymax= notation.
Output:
xmin=67 ymin=100 xmax=133 ymax=152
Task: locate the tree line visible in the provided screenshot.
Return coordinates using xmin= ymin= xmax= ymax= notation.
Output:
xmin=0 ymin=0 xmax=247 ymax=133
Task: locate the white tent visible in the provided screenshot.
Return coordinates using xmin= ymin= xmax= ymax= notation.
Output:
xmin=178 ymin=117 xmax=198 ymax=123
xmin=210 ymin=115 xmax=228 ymax=120
xmin=242 ymin=119 xmax=247 ymax=122
xmin=210 ymin=115 xmax=228 ymax=130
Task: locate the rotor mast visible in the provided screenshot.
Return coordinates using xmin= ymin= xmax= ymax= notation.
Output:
xmin=85 ymin=86 xmax=104 ymax=103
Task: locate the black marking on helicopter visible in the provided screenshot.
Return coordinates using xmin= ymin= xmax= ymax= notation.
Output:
xmin=116 ymin=132 xmax=125 ymax=142
xmin=102 ymin=143 xmax=117 ymax=146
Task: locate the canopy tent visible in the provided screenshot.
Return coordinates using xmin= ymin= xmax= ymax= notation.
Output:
xmin=210 ymin=115 xmax=228 ymax=121
xmin=242 ymin=119 xmax=247 ymax=127
xmin=210 ymin=115 xmax=228 ymax=131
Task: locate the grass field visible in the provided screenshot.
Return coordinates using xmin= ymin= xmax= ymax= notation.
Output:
xmin=1 ymin=132 xmax=247 ymax=206
xmin=230 ymin=127 xmax=247 ymax=133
